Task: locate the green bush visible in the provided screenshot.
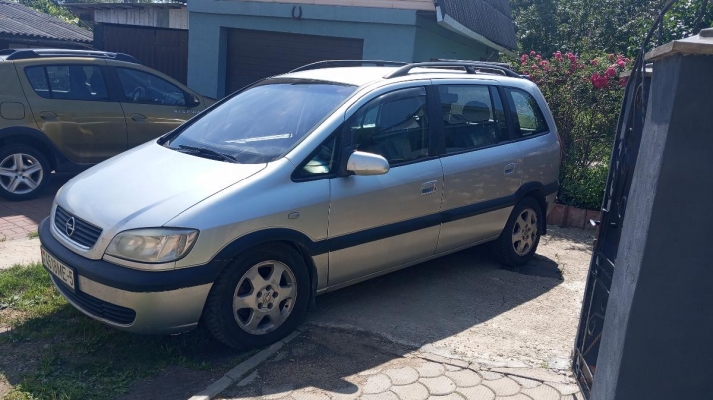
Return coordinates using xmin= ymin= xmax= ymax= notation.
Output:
xmin=514 ymin=51 xmax=631 ymax=210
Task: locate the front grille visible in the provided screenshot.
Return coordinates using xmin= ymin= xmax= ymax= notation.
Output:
xmin=54 ymin=206 xmax=102 ymax=248
xmin=53 ymin=276 xmax=136 ymax=325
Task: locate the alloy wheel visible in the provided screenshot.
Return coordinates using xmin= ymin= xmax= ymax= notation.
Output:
xmin=232 ymin=260 xmax=297 ymax=335
xmin=512 ymin=208 xmax=538 ymax=256
xmin=0 ymin=153 xmax=44 ymax=195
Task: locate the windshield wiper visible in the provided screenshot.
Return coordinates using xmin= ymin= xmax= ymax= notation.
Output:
xmin=177 ymin=145 xmax=239 ymax=163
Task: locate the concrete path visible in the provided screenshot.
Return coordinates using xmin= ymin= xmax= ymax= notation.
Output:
xmin=217 ymin=327 xmax=582 ymax=400
xmin=0 ymin=237 xmax=41 ymax=270
xmin=0 ymin=175 xmax=68 ymax=241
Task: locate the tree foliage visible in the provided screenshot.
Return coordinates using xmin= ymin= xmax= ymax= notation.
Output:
xmin=19 ymin=0 xmax=79 ymax=25
xmin=511 ymin=0 xmax=713 ymax=56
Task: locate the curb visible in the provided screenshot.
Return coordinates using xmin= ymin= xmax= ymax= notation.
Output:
xmin=188 ymin=330 xmax=301 ymax=400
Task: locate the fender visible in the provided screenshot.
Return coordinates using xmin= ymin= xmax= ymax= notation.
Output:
xmin=0 ymin=126 xmax=87 ymax=173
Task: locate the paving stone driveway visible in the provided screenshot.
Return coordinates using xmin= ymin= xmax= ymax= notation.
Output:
xmin=0 ymin=175 xmax=68 ymax=240
xmin=218 ymin=327 xmax=582 ymax=400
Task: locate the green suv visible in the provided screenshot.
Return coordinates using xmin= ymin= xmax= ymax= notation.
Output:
xmin=0 ymin=49 xmax=213 ymax=201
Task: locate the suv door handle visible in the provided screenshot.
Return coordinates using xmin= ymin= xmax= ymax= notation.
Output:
xmin=131 ymin=113 xmax=147 ymax=122
xmin=421 ymin=180 xmax=437 ymax=196
xmin=504 ymin=163 xmax=517 ymax=175
xmin=39 ymin=111 xmax=58 ymax=121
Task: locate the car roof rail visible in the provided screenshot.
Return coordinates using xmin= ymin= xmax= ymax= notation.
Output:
xmin=290 ymin=60 xmax=408 ymax=73
xmin=383 ymin=61 xmax=523 ymax=79
xmin=2 ymin=49 xmax=139 ymax=64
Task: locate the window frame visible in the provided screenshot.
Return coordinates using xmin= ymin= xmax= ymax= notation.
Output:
xmin=23 ymin=64 xmax=115 ymax=103
xmin=290 ymin=126 xmax=345 ymax=182
xmin=500 ymin=86 xmax=551 ymax=141
xmin=112 ymin=66 xmax=196 ymax=108
xmin=342 ymin=85 xmax=440 ymax=169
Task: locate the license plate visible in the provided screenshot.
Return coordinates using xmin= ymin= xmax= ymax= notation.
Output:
xmin=41 ymin=247 xmax=75 ymax=291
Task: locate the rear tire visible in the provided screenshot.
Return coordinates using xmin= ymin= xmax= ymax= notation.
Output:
xmin=493 ymin=196 xmax=543 ymax=267
xmin=204 ymin=243 xmax=310 ymax=350
xmin=0 ymin=144 xmax=51 ymax=201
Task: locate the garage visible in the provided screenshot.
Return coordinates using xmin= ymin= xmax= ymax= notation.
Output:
xmin=225 ymin=28 xmax=364 ymax=94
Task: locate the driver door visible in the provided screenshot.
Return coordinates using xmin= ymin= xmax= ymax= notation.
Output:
xmin=108 ymin=64 xmax=202 ymax=148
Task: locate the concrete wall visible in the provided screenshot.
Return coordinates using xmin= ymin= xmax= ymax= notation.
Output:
xmin=412 ymin=15 xmax=491 ymax=62
xmin=188 ymin=0 xmax=420 ymax=98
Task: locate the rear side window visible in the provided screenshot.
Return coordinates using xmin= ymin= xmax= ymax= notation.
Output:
xmin=504 ymin=88 xmax=549 ymax=138
xmin=116 ymin=68 xmax=186 ymax=106
xmin=438 ymin=85 xmax=509 ymax=154
xmin=24 ymin=65 xmax=108 ymax=101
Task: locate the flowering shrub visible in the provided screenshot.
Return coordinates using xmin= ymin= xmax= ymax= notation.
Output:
xmin=515 ymin=51 xmax=632 ymax=210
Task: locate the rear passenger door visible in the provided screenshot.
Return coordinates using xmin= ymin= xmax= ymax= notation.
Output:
xmin=18 ymin=60 xmax=127 ymax=164
xmin=435 ymin=81 xmax=522 ymax=253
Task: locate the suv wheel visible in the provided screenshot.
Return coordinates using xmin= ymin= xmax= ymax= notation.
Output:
xmin=493 ymin=196 xmax=543 ymax=266
xmin=0 ymin=145 xmax=51 ymax=201
xmin=205 ymin=243 xmax=310 ymax=349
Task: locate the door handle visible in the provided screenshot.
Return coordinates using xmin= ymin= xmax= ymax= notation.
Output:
xmin=504 ymin=163 xmax=517 ymax=175
xmin=39 ymin=111 xmax=58 ymax=121
xmin=131 ymin=113 xmax=147 ymax=122
xmin=421 ymin=180 xmax=437 ymax=196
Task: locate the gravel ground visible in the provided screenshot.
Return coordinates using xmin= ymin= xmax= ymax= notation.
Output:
xmin=0 ymin=237 xmax=42 ymax=270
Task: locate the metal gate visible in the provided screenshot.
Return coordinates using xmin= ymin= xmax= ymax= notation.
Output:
xmin=571 ymin=66 xmax=651 ymax=397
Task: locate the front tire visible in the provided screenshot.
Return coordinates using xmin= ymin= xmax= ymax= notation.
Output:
xmin=0 ymin=144 xmax=51 ymax=201
xmin=493 ymin=196 xmax=543 ymax=267
xmin=204 ymin=243 xmax=310 ymax=349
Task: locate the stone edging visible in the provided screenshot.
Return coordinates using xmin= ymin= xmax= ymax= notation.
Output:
xmin=547 ymin=204 xmax=600 ymax=230
xmin=188 ymin=330 xmax=302 ymax=400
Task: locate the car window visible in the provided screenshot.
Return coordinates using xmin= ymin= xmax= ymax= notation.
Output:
xmin=348 ymin=87 xmax=430 ymax=166
xmin=165 ymin=79 xmax=356 ymax=164
xmin=294 ymin=134 xmax=338 ymax=180
xmin=438 ymin=85 xmax=509 ymax=154
xmin=504 ymin=88 xmax=549 ymax=137
xmin=25 ymin=65 xmax=108 ymax=101
xmin=116 ymin=68 xmax=186 ymax=106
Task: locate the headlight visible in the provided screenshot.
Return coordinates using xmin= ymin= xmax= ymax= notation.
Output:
xmin=105 ymin=228 xmax=199 ymax=263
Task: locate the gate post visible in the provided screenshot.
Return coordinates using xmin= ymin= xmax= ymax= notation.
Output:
xmin=591 ymin=28 xmax=713 ymax=400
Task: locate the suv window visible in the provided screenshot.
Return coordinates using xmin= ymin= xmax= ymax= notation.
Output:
xmin=25 ymin=65 xmax=108 ymax=101
xmin=348 ymin=87 xmax=430 ymax=166
xmin=116 ymin=68 xmax=186 ymax=106
xmin=439 ymin=85 xmax=509 ymax=153
xmin=504 ymin=88 xmax=549 ymax=137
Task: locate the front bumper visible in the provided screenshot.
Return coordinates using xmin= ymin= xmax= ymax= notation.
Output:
xmin=39 ymin=217 xmax=215 ymax=334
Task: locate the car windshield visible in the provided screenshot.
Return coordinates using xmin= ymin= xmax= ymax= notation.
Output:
xmin=164 ymin=79 xmax=357 ymax=163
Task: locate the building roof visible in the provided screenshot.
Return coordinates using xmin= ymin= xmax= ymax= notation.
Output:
xmin=0 ymin=0 xmax=92 ymax=44
xmin=437 ymin=0 xmax=517 ymax=52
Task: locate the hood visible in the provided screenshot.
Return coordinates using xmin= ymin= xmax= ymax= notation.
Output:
xmin=56 ymin=141 xmax=266 ymax=239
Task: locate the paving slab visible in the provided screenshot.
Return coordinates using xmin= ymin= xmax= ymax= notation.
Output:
xmin=216 ymin=327 xmax=581 ymax=400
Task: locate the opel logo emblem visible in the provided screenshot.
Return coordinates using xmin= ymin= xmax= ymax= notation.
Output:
xmin=65 ymin=217 xmax=76 ymax=237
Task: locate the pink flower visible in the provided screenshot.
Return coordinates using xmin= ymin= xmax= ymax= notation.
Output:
xmin=608 ymin=54 xmax=615 ymax=60
xmin=591 ymin=73 xmax=608 ymax=89
xmin=530 ymin=51 xmax=536 ymax=56
xmin=536 ymin=54 xmax=542 ymax=60
xmin=619 ymin=78 xmax=627 ymax=87
xmin=545 ymin=66 xmax=551 ymax=72
xmin=591 ymin=59 xmax=598 ymax=66
xmin=531 ymin=64 xmax=538 ymax=70
xmin=605 ymin=66 xmax=617 ymax=78
xmin=520 ymin=54 xmax=528 ymax=63
xmin=540 ymin=60 xmax=548 ymax=66
xmin=616 ymin=60 xmax=626 ymax=68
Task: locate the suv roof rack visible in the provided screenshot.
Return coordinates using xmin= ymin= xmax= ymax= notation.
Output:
xmin=290 ymin=60 xmax=408 ymax=73
xmin=0 ymin=49 xmax=139 ymax=64
xmin=383 ymin=61 xmax=523 ymax=79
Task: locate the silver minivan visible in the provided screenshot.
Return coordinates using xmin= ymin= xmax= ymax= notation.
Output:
xmin=38 ymin=61 xmax=561 ymax=349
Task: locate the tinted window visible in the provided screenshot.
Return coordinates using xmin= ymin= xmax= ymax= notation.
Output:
xmin=165 ymin=80 xmax=356 ymax=164
xmin=294 ymin=135 xmax=338 ymax=179
xmin=25 ymin=65 xmax=108 ymax=101
xmin=116 ymin=68 xmax=186 ymax=106
xmin=348 ymin=87 xmax=430 ymax=166
xmin=439 ymin=85 xmax=509 ymax=154
xmin=504 ymin=88 xmax=549 ymax=137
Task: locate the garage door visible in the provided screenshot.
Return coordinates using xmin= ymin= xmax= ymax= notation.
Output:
xmin=225 ymin=29 xmax=364 ymax=94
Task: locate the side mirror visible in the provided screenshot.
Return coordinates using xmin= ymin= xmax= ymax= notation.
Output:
xmin=189 ymin=94 xmax=201 ymax=107
xmin=346 ymin=151 xmax=390 ymax=176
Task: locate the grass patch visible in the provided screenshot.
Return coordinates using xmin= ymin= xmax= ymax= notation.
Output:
xmin=0 ymin=263 xmax=249 ymax=400
xmin=27 ymin=232 xmax=39 ymax=239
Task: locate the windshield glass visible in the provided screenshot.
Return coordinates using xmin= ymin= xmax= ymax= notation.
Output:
xmin=165 ymin=80 xmax=357 ymax=163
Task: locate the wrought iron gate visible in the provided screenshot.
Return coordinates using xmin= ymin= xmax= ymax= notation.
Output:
xmin=571 ymin=67 xmax=651 ymax=397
